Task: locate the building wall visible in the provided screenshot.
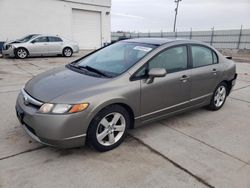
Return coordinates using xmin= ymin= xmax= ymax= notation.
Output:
xmin=0 ymin=0 xmax=111 ymax=49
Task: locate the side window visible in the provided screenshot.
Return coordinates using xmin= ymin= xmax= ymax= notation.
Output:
xmin=32 ymin=37 xmax=48 ymax=43
xmin=148 ymin=46 xmax=188 ymax=73
xmin=191 ymin=46 xmax=214 ymax=67
xmin=212 ymin=51 xmax=218 ymax=64
xmin=49 ymin=37 xmax=63 ymax=42
xmin=134 ymin=65 xmax=147 ymax=78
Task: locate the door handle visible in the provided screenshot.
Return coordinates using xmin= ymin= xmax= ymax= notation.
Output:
xmin=212 ymin=68 xmax=217 ymax=72
xmin=212 ymin=68 xmax=217 ymax=75
xmin=180 ymin=75 xmax=190 ymax=82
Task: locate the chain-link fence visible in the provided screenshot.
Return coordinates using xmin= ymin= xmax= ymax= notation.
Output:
xmin=111 ymin=28 xmax=250 ymax=49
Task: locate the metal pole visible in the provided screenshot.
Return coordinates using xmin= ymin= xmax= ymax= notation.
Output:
xmin=210 ymin=26 xmax=214 ymax=46
xmin=173 ymin=0 xmax=182 ymax=32
xmin=237 ymin=25 xmax=243 ymax=49
xmin=190 ymin=28 xmax=192 ymax=39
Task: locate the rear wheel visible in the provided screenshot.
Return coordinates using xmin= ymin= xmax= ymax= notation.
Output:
xmin=15 ymin=48 xmax=28 ymax=59
xmin=208 ymin=82 xmax=228 ymax=111
xmin=87 ymin=105 xmax=130 ymax=152
xmin=63 ymin=47 xmax=73 ymax=57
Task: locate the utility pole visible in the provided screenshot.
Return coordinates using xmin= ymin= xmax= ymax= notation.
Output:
xmin=173 ymin=0 xmax=182 ymax=32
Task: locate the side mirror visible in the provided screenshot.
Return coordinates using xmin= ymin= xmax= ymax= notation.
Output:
xmin=146 ymin=68 xmax=167 ymax=84
xmin=31 ymin=40 xmax=36 ymax=44
xmin=148 ymin=68 xmax=167 ymax=78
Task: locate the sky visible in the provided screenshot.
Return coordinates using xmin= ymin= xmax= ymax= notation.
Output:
xmin=111 ymin=0 xmax=250 ymax=32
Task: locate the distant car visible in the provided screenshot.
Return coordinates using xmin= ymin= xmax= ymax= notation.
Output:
xmin=16 ymin=38 xmax=237 ymax=151
xmin=2 ymin=34 xmax=79 ymax=58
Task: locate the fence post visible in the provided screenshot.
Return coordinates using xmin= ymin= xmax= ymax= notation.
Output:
xmin=137 ymin=32 xmax=139 ymax=38
xmin=175 ymin=30 xmax=177 ymax=38
xmin=190 ymin=28 xmax=192 ymax=39
xmin=161 ymin=30 xmax=163 ymax=38
xmin=210 ymin=26 xmax=214 ymax=46
xmin=148 ymin=31 xmax=151 ymax=38
xmin=237 ymin=25 xmax=243 ymax=49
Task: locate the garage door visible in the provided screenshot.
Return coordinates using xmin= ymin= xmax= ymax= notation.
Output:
xmin=72 ymin=9 xmax=101 ymax=50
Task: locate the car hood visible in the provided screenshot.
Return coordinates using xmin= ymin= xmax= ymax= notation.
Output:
xmin=25 ymin=66 xmax=110 ymax=103
xmin=5 ymin=40 xmax=22 ymax=45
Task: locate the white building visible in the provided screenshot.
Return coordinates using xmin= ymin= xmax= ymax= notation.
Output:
xmin=0 ymin=0 xmax=111 ymax=50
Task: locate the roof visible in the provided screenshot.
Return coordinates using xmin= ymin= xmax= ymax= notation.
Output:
xmin=122 ymin=38 xmax=191 ymax=46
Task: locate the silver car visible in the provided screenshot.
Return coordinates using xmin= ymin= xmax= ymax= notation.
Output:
xmin=15 ymin=38 xmax=237 ymax=151
xmin=2 ymin=34 xmax=79 ymax=58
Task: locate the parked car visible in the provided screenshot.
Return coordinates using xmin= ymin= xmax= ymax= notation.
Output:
xmin=15 ymin=38 xmax=237 ymax=151
xmin=2 ymin=34 xmax=79 ymax=58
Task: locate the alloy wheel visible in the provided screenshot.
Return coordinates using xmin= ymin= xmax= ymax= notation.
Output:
xmin=17 ymin=49 xmax=27 ymax=58
xmin=64 ymin=48 xmax=72 ymax=57
xmin=96 ymin=112 xmax=126 ymax=146
xmin=214 ymin=85 xmax=226 ymax=107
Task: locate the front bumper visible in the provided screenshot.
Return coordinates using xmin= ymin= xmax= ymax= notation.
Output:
xmin=2 ymin=48 xmax=15 ymax=57
xmin=15 ymin=91 xmax=90 ymax=148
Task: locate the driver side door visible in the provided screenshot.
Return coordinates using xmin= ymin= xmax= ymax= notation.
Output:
xmin=28 ymin=36 xmax=49 ymax=56
xmin=139 ymin=45 xmax=192 ymax=123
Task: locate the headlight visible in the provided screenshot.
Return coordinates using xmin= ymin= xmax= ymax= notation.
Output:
xmin=39 ymin=103 xmax=89 ymax=114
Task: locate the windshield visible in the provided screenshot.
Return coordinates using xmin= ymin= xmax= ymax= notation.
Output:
xmin=18 ymin=34 xmax=38 ymax=42
xmin=75 ymin=42 xmax=156 ymax=77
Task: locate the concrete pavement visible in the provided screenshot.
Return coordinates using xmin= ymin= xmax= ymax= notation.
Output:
xmin=0 ymin=53 xmax=249 ymax=188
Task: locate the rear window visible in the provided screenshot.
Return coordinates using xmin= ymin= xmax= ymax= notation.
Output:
xmin=191 ymin=45 xmax=218 ymax=68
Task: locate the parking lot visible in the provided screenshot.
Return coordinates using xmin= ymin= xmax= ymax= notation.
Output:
xmin=0 ymin=53 xmax=249 ymax=188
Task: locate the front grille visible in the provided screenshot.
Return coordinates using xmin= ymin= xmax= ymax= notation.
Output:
xmin=21 ymin=89 xmax=43 ymax=108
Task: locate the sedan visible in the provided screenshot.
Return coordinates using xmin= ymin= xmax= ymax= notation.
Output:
xmin=15 ymin=38 xmax=237 ymax=151
xmin=2 ymin=34 xmax=79 ymax=58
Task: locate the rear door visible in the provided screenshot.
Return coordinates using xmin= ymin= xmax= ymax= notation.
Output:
xmin=139 ymin=45 xmax=192 ymax=122
xmin=189 ymin=44 xmax=222 ymax=105
xmin=29 ymin=36 xmax=49 ymax=55
xmin=47 ymin=37 xmax=63 ymax=54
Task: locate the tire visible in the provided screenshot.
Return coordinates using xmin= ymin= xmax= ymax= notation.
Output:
xmin=63 ymin=47 xmax=73 ymax=57
xmin=87 ymin=105 xmax=130 ymax=152
xmin=208 ymin=82 xmax=228 ymax=111
xmin=15 ymin=48 xmax=28 ymax=59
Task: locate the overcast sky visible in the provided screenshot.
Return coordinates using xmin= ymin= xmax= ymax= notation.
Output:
xmin=111 ymin=0 xmax=250 ymax=32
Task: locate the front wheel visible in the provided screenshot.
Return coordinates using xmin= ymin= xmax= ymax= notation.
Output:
xmin=63 ymin=47 xmax=73 ymax=57
xmin=15 ymin=48 xmax=28 ymax=59
xmin=208 ymin=82 xmax=228 ymax=111
xmin=87 ymin=105 xmax=130 ymax=152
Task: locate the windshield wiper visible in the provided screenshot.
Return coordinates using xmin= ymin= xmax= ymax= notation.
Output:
xmin=68 ymin=63 xmax=80 ymax=69
xmin=68 ymin=63 xmax=112 ymax=78
xmin=80 ymin=65 xmax=111 ymax=78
